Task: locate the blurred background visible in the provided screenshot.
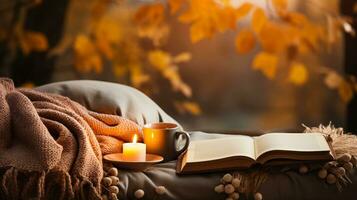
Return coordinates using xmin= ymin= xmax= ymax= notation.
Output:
xmin=0 ymin=0 xmax=356 ymax=132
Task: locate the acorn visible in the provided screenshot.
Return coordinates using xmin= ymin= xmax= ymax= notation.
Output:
xmin=102 ymin=177 xmax=113 ymax=187
xmin=229 ymin=192 xmax=240 ymax=200
xmin=222 ymin=173 xmax=233 ymax=183
xmin=299 ymin=165 xmax=309 ymax=174
xmin=318 ymin=169 xmax=328 ymax=179
xmin=254 ymin=192 xmax=263 ymax=200
xmin=232 ymin=178 xmax=241 ymax=188
xmin=214 ymin=184 xmax=225 ymax=193
xmin=108 ymin=167 xmax=119 ymax=176
xmin=155 ymin=186 xmax=166 ymax=195
xmin=224 ymin=184 xmax=235 ymax=194
xmin=110 ymin=176 xmax=120 ymax=185
xmin=109 ymin=193 xmax=118 ymax=200
xmin=337 ymin=153 xmax=352 ymax=163
xmin=326 ymin=174 xmax=337 ymax=184
xmin=109 ymin=186 xmax=119 ymax=194
xmin=134 ymin=189 xmax=145 ymax=199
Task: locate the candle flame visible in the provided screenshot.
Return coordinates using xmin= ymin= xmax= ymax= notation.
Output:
xmin=132 ymin=134 xmax=137 ymax=143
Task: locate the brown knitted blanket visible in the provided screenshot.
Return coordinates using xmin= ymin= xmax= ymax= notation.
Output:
xmin=0 ymin=78 xmax=141 ymax=199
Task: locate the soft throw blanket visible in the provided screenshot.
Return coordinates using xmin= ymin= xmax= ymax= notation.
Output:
xmin=0 ymin=78 xmax=141 ymax=199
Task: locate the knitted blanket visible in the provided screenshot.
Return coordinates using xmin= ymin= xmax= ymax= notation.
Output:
xmin=0 ymin=78 xmax=141 ymax=199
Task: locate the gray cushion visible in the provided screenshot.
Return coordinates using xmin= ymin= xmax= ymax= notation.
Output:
xmin=35 ymin=80 xmax=180 ymax=127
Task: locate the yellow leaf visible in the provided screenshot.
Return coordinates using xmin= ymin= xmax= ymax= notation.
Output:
xmin=74 ymin=34 xmax=103 ymax=74
xmin=338 ymin=80 xmax=354 ymax=103
xmin=95 ymin=38 xmax=114 ymax=59
xmin=252 ymin=52 xmax=278 ymax=79
xmin=236 ymin=2 xmax=254 ymax=20
xmin=163 ymin=67 xmax=192 ymax=97
xmin=169 ymin=0 xmax=186 ymax=14
xmin=148 ymin=50 xmax=172 ymax=70
xmin=175 ymin=101 xmax=202 ymax=115
xmin=258 ymin=22 xmax=287 ymax=53
xmin=190 ymin=21 xmax=213 ymax=43
xmin=271 ymin=0 xmax=287 ymax=14
xmin=288 ymin=62 xmax=308 ymax=85
xmin=217 ymin=6 xmax=238 ymax=32
xmin=20 ymin=31 xmax=48 ymax=54
xmin=235 ymin=29 xmax=256 ymax=54
xmin=95 ymin=17 xmax=122 ymax=44
xmin=74 ymin=34 xmax=95 ymax=56
xmin=134 ymin=3 xmax=165 ymax=27
xmin=173 ymin=52 xmax=192 ymax=63
xmin=251 ymin=8 xmax=267 ymax=34
xmin=283 ymin=12 xmax=308 ymax=26
xmin=113 ymin=65 xmax=128 ymax=77
xmin=130 ymin=64 xmax=150 ymax=88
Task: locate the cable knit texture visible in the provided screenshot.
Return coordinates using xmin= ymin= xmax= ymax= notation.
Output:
xmin=0 ymin=78 xmax=141 ymax=199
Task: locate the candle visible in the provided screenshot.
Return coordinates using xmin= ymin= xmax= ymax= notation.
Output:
xmin=123 ymin=134 xmax=146 ymax=161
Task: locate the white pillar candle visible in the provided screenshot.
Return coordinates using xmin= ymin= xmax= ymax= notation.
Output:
xmin=123 ymin=134 xmax=146 ymax=161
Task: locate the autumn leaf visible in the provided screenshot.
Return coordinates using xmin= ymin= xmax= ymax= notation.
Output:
xmin=20 ymin=31 xmax=48 ymax=54
xmin=175 ymin=101 xmax=202 ymax=115
xmin=235 ymin=28 xmax=256 ymax=54
xmin=271 ymin=0 xmax=287 ymax=15
xmin=217 ymin=6 xmax=238 ymax=32
xmin=190 ymin=21 xmax=213 ymax=43
xmin=163 ymin=67 xmax=192 ymax=97
xmin=130 ymin=64 xmax=150 ymax=88
xmin=113 ymin=65 xmax=128 ymax=77
xmin=95 ymin=38 xmax=114 ymax=59
xmin=338 ymin=80 xmax=354 ymax=103
xmin=169 ymin=0 xmax=186 ymax=14
xmin=252 ymin=7 xmax=267 ymax=34
xmin=134 ymin=3 xmax=165 ymax=27
xmin=173 ymin=52 xmax=192 ymax=63
xmin=148 ymin=50 xmax=172 ymax=70
xmin=73 ymin=34 xmax=103 ymax=73
xmin=95 ymin=17 xmax=122 ymax=44
xmin=236 ymin=2 xmax=254 ymax=20
xmin=258 ymin=22 xmax=287 ymax=53
xmin=288 ymin=62 xmax=308 ymax=85
xmin=252 ymin=52 xmax=278 ymax=79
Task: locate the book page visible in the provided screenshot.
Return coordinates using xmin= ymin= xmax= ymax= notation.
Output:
xmin=187 ymin=136 xmax=255 ymax=163
xmin=254 ymin=133 xmax=330 ymax=158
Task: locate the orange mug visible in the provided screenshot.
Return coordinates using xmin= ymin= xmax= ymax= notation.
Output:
xmin=143 ymin=123 xmax=190 ymax=161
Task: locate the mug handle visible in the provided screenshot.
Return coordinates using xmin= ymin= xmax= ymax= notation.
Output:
xmin=174 ymin=131 xmax=190 ymax=156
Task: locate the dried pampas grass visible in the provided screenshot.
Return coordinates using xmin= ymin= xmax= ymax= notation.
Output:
xmin=304 ymin=123 xmax=357 ymax=157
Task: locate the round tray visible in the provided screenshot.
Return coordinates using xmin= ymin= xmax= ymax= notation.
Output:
xmin=103 ymin=153 xmax=163 ymax=171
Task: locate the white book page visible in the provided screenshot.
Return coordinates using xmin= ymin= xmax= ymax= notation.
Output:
xmin=254 ymin=133 xmax=330 ymax=158
xmin=187 ymin=136 xmax=255 ymax=163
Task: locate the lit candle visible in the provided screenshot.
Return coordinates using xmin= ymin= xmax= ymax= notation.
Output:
xmin=123 ymin=134 xmax=146 ymax=161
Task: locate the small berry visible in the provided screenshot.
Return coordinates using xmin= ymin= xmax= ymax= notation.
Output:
xmin=134 ymin=189 xmax=145 ymax=199
xmin=222 ymin=173 xmax=233 ymax=183
xmin=108 ymin=168 xmax=119 ymax=176
xmin=214 ymin=184 xmax=225 ymax=193
xmin=254 ymin=192 xmax=263 ymax=200
xmin=224 ymin=184 xmax=235 ymax=194
xmin=155 ymin=186 xmax=166 ymax=195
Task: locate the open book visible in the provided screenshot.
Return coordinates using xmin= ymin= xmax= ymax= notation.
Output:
xmin=176 ymin=133 xmax=334 ymax=174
